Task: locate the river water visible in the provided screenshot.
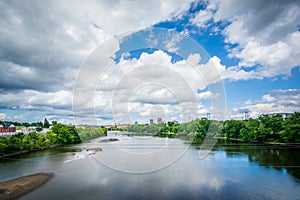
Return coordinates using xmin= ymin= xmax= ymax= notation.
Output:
xmin=1 ymin=131 xmax=300 ymax=200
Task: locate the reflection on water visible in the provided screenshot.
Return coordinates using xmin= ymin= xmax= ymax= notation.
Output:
xmin=0 ymin=133 xmax=300 ymax=199
xmin=192 ymin=138 xmax=300 ymax=181
xmin=219 ymin=142 xmax=300 ymax=181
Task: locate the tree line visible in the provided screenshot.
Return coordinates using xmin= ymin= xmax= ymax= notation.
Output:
xmin=0 ymin=122 xmax=107 ymax=156
xmin=222 ymin=112 xmax=300 ymax=143
xmin=122 ymin=112 xmax=300 ymax=143
xmin=0 ymin=118 xmax=51 ymax=128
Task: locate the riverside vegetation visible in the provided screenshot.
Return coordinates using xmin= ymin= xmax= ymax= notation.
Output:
xmin=123 ymin=112 xmax=300 ymax=143
xmin=0 ymin=121 xmax=107 ymax=157
xmin=1 ymin=112 xmax=299 ymax=157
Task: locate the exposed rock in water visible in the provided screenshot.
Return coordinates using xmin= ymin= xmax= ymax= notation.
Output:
xmin=86 ymin=147 xmax=103 ymax=155
xmin=100 ymin=138 xmax=119 ymax=143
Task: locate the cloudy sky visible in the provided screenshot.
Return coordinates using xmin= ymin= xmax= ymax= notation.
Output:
xmin=0 ymin=0 xmax=299 ymax=125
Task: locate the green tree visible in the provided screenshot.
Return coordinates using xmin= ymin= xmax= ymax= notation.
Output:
xmin=0 ymin=137 xmax=9 ymax=155
xmin=22 ymin=135 xmax=34 ymax=150
xmin=77 ymin=127 xmax=107 ymax=141
xmin=5 ymin=135 xmax=22 ymax=153
xmin=258 ymin=114 xmax=283 ymax=141
xmin=245 ymin=118 xmax=260 ymax=140
xmin=269 ymin=114 xmax=283 ymax=134
xmin=207 ymin=120 xmax=223 ymax=136
xmin=36 ymin=127 xmax=43 ymax=132
xmin=222 ymin=120 xmax=245 ymax=139
xmin=195 ymin=118 xmax=210 ymax=137
xmin=170 ymin=124 xmax=179 ymax=133
xmin=15 ymin=132 xmax=25 ymax=139
xmin=280 ymin=112 xmax=300 ymax=143
xmin=160 ymin=125 xmax=170 ymax=133
xmin=167 ymin=121 xmax=174 ymax=127
xmin=51 ymin=123 xmax=80 ymax=144
xmin=44 ymin=118 xmax=50 ymax=128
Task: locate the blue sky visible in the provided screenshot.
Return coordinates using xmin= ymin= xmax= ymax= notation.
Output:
xmin=0 ymin=0 xmax=299 ymax=124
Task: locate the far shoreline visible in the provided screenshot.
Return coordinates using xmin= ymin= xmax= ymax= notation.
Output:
xmin=0 ymin=144 xmax=60 ymax=159
xmin=124 ymin=131 xmax=300 ymax=146
xmin=211 ymin=136 xmax=300 ymax=146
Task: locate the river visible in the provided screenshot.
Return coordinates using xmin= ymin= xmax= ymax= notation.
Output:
xmin=1 ymin=131 xmax=300 ymax=200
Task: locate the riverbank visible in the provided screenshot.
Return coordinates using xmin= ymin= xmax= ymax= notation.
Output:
xmin=0 ymin=173 xmax=53 ymax=200
xmin=0 ymin=136 xmax=111 ymax=159
xmin=212 ymin=136 xmax=300 ymax=146
xmin=0 ymin=144 xmax=60 ymax=159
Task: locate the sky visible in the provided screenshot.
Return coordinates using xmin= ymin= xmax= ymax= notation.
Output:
xmin=0 ymin=0 xmax=299 ymax=125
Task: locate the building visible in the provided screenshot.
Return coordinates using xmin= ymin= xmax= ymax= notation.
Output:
xmin=150 ymin=119 xmax=154 ymax=125
xmin=0 ymin=124 xmax=16 ymax=136
xmin=157 ymin=118 xmax=163 ymax=124
xmin=244 ymin=111 xmax=249 ymax=120
xmin=207 ymin=113 xmax=210 ymax=120
xmin=173 ymin=120 xmax=178 ymax=125
xmin=27 ymin=126 xmax=36 ymax=134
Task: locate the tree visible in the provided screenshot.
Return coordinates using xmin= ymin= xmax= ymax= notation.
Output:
xmin=207 ymin=120 xmax=223 ymax=136
xmin=196 ymin=118 xmax=210 ymax=137
xmin=160 ymin=125 xmax=170 ymax=133
xmin=0 ymin=137 xmax=9 ymax=155
xmin=36 ymin=127 xmax=43 ymax=132
xmin=245 ymin=118 xmax=260 ymax=140
xmin=258 ymin=114 xmax=283 ymax=141
xmin=170 ymin=124 xmax=179 ymax=133
xmin=44 ymin=118 xmax=50 ymax=128
xmin=280 ymin=112 xmax=300 ymax=143
xmin=167 ymin=121 xmax=175 ymax=127
xmin=222 ymin=120 xmax=245 ymax=139
xmin=269 ymin=114 xmax=283 ymax=134
xmin=51 ymin=123 xmax=81 ymax=144
xmin=77 ymin=127 xmax=107 ymax=141
xmin=6 ymin=135 xmax=22 ymax=153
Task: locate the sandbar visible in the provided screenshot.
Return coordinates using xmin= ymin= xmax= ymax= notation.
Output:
xmin=0 ymin=173 xmax=53 ymax=200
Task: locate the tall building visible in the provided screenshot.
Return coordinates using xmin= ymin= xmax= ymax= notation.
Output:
xmin=244 ymin=111 xmax=249 ymax=120
xmin=207 ymin=113 xmax=210 ymax=120
xmin=157 ymin=117 xmax=162 ymax=124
